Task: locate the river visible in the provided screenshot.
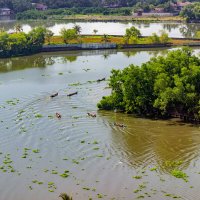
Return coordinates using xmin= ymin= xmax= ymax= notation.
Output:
xmin=0 ymin=20 xmax=200 ymax=38
xmin=1 ymin=48 xmax=200 ymax=200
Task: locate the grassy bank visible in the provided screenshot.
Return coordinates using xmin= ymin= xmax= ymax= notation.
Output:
xmin=54 ymin=15 xmax=185 ymax=22
xmin=47 ymin=35 xmax=200 ymax=46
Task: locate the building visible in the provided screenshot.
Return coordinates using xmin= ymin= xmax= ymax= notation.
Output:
xmin=170 ymin=1 xmax=192 ymax=12
xmin=0 ymin=8 xmax=11 ymax=16
xmin=32 ymin=3 xmax=48 ymax=11
xmin=136 ymin=9 xmax=143 ymax=16
xmin=154 ymin=7 xmax=165 ymax=13
xmin=176 ymin=1 xmax=192 ymax=10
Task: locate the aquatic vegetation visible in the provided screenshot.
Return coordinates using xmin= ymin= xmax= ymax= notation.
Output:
xmin=171 ymin=169 xmax=188 ymax=182
xmin=58 ymin=72 xmax=64 ymax=75
xmin=35 ymin=114 xmax=43 ymax=118
xmin=133 ymin=175 xmax=142 ymax=179
xmin=82 ymin=187 xmax=90 ymax=190
xmin=72 ymin=159 xmax=79 ymax=164
xmin=97 ymin=194 xmax=103 ymax=198
xmin=43 ymin=169 xmax=49 ymax=172
xmin=96 ymin=154 xmax=103 ymax=158
xmin=93 ymin=147 xmax=99 ymax=150
xmin=32 ymin=149 xmax=40 ymax=153
xmin=32 ymin=180 xmax=43 ymax=184
xmin=137 ymin=195 xmax=145 ymax=199
xmin=48 ymin=182 xmax=57 ymax=192
xmin=60 ymin=170 xmax=70 ymax=178
xmin=164 ymin=161 xmax=183 ymax=169
xmin=164 ymin=193 xmax=181 ymax=198
xmin=150 ymin=166 xmax=158 ymax=171
xmin=52 ymin=170 xmax=58 ymax=174
xmin=69 ymin=82 xmax=82 ymax=86
xmin=6 ymin=99 xmax=19 ymax=106
xmin=59 ymin=193 xmax=73 ymax=200
xmin=93 ymin=141 xmax=99 ymax=144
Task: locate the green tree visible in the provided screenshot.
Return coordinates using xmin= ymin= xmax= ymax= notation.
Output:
xmin=159 ymin=30 xmax=170 ymax=44
xmin=98 ymin=48 xmax=200 ymax=120
xmin=45 ymin=29 xmax=54 ymax=44
xmin=14 ymin=23 xmax=23 ymax=33
xmin=60 ymin=28 xmax=78 ymax=44
xmin=101 ymin=34 xmax=110 ymax=43
xmin=181 ymin=2 xmax=200 ymax=22
xmin=93 ymin=29 xmax=98 ymax=35
xmin=124 ymin=26 xmax=141 ymax=44
xmin=148 ymin=33 xmax=160 ymax=44
xmin=73 ymin=24 xmax=82 ymax=35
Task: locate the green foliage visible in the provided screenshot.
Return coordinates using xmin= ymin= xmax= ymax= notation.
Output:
xmin=98 ymin=48 xmax=200 ymax=120
xmin=181 ymin=2 xmax=200 ymax=22
xmin=148 ymin=33 xmax=161 ymax=44
xmin=124 ymin=26 xmax=141 ymax=44
xmin=148 ymin=31 xmax=170 ymax=44
xmin=171 ymin=169 xmax=188 ymax=182
xmin=0 ymin=26 xmax=47 ymax=58
xmin=196 ymin=31 xmax=200 ymax=38
xmin=60 ymin=28 xmax=78 ymax=44
xmin=16 ymin=10 xmax=47 ymax=20
xmin=45 ymin=29 xmax=54 ymax=44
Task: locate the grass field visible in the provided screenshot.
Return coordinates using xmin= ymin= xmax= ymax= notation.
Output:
xmin=47 ymin=35 xmax=200 ymax=46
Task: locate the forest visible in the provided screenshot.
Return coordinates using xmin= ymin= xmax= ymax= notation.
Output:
xmin=0 ymin=0 xmax=198 ymax=12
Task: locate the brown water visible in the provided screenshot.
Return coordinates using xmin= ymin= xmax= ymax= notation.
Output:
xmin=1 ymin=48 xmax=200 ymax=200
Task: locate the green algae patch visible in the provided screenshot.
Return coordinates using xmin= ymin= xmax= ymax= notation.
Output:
xmin=171 ymin=169 xmax=188 ymax=182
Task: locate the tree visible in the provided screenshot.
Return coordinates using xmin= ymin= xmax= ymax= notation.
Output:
xmin=73 ymin=24 xmax=82 ymax=35
xmin=93 ymin=29 xmax=98 ymax=35
xmin=101 ymin=34 xmax=110 ymax=43
xmin=45 ymin=29 xmax=54 ymax=44
xmin=98 ymin=48 xmax=200 ymax=121
xmin=14 ymin=23 xmax=23 ymax=33
xmin=181 ymin=3 xmax=200 ymax=22
xmin=196 ymin=31 xmax=200 ymax=38
xmin=124 ymin=26 xmax=141 ymax=44
xmin=159 ymin=30 xmax=170 ymax=43
xmin=60 ymin=28 xmax=78 ymax=44
xmin=148 ymin=33 xmax=160 ymax=44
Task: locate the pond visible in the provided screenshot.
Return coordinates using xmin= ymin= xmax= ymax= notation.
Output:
xmin=1 ymin=48 xmax=200 ymax=200
xmin=0 ymin=20 xmax=200 ymax=38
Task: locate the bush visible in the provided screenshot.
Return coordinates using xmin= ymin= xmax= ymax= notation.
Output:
xmin=0 ymin=27 xmax=47 ymax=58
xmin=98 ymin=48 xmax=200 ymax=120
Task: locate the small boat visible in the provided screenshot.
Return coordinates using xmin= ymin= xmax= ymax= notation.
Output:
xmin=56 ymin=112 xmax=62 ymax=119
xmin=87 ymin=112 xmax=96 ymax=118
xmin=50 ymin=92 xmax=58 ymax=98
xmin=67 ymin=91 xmax=78 ymax=97
xmin=97 ymin=78 xmax=106 ymax=82
xmin=114 ymin=122 xmax=126 ymax=128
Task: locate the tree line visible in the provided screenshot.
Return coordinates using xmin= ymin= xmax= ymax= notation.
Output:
xmin=0 ymin=26 xmax=47 ymax=58
xmin=0 ymin=0 xmax=198 ymax=13
xmin=98 ymin=48 xmax=200 ymax=121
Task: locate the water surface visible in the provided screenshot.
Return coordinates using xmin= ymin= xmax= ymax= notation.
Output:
xmin=0 ymin=20 xmax=200 ymax=38
xmin=1 ymin=48 xmax=200 ymax=200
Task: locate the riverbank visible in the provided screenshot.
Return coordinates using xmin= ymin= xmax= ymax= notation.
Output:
xmin=54 ymin=14 xmax=185 ymax=22
xmin=41 ymin=35 xmax=200 ymax=53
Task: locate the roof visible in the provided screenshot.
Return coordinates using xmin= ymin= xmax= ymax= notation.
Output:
xmin=0 ymin=8 xmax=11 ymax=11
xmin=177 ymin=2 xmax=192 ymax=7
xmin=35 ymin=3 xmax=47 ymax=8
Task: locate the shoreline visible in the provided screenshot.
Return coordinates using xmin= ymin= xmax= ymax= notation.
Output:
xmin=50 ymin=14 xmax=186 ymax=23
xmin=41 ymin=36 xmax=200 ymax=53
